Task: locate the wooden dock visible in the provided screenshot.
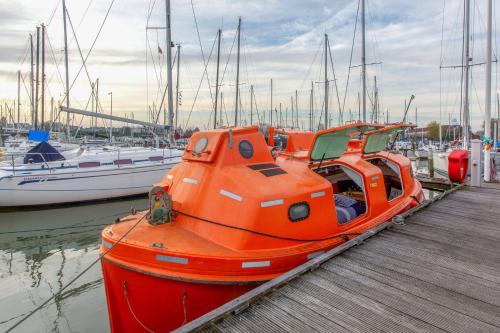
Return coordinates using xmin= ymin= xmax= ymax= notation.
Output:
xmin=176 ymin=183 xmax=500 ymax=333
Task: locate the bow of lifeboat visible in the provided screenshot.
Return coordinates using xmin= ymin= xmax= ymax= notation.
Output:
xmin=100 ymin=125 xmax=423 ymax=332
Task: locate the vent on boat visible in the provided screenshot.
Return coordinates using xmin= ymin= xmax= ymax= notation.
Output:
xmin=248 ymin=163 xmax=287 ymax=177
xmin=247 ymin=163 xmax=278 ymax=170
xmin=260 ymin=168 xmax=287 ymax=177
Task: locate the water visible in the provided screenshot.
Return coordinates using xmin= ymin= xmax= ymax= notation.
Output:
xmin=0 ymin=198 xmax=148 ymax=333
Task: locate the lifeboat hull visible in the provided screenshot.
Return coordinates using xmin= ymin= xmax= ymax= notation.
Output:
xmin=101 ymin=259 xmax=255 ymax=332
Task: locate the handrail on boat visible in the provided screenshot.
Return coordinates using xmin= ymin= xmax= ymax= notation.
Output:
xmin=3 ymin=151 xmax=55 ymax=174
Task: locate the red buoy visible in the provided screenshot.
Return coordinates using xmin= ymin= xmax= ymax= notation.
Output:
xmin=448 ymin=149 xmax=469 ymax=183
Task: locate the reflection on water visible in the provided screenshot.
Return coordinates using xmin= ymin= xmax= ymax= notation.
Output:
xmin=0 ymin=198 xmax=148 ymax=333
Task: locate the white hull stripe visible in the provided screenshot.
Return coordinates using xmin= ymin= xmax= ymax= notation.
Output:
xmin=102 ymin=240 xmax=113 ymax=249
xmin=183 ymin=177 xmax=199 ymax=185
xmin=307 ymin=251 xmax=325 ymax=260
xmin=311 ymin=191 xmax=325 ymax=198
xmin=242 ymin=260 xmax=270 ymax=268
xmin=219 ymin=189 xmax=243 ymax=202
xmin=156 ymin=254 xmax=188 ymax=265
xmin=261 ymin=199 xmax=284 ymax=207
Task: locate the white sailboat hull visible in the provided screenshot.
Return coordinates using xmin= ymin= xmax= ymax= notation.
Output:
xmin=0 ymin=162 xmax=177 ymax=207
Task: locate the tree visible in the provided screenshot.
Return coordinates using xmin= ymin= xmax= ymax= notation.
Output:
xmin=122 ymin=126 xmax=131 ymax=136
xmin=426 ymin=121 xmax=440 ymax=141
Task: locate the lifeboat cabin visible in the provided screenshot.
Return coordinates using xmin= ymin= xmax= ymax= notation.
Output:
xmin=100 ymin=123 xmax=423 ymax=332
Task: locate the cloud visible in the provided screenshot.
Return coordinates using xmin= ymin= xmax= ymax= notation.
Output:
xmin=0 ymin=0 xmax=497 ymax=130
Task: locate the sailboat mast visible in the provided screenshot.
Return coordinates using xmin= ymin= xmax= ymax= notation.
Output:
xmin=361 ymin=0 xmax=367 ymax=123
xmin=165 ymin=0 xmax=174 ymax=142
xmin=41 ymin=24 xmax=45 ymax=128
xmin=214 ymin=29 xmax=221 ymax=129
xmin=234 ymin=17 xmax=241 ymax=127
xmin=462 ymin=0 xmax=471 ymax=149
xmin=270 ymin=78 xmax=273 ymax=126
xmin=484 ymin=0 xmax=493 ymax=181
xmin=175 ymin=44 xmax=181 ymax=132
xmin=35 ymin=26 xmax=40 ymax=130
xmin=324 ymin=34 xmax=329 ymax=129
xmin=310 ymin=81 xmax=314 ymax=131
xmin=30 ymin=34 xmax=34 ymax=129
xmin=250 ymin=85 xmax=253 ymax=125
xmin=62 ymin=0 xmax=70 ymax=139
xmin=17 ymin=70 xmax=20 ymax=124
xmin=295 ymin=89 xmax=298 ymax=128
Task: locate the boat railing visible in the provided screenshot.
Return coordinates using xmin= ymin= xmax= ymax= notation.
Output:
xmin=2 ymin=152 xmax=56 ymax=175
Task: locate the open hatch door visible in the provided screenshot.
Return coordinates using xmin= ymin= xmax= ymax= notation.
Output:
xmin=362 ymin=123 xmax=416 ymax=156
xmin=309 ymin=123 xmax=379 ymax=162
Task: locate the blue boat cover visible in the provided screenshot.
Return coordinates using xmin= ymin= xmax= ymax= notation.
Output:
xmin=24 ymin=141 xmax=65 ymax=164
xmin=28 ymin=130 xmax=49 ymax=142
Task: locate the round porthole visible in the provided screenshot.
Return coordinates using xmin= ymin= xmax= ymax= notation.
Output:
xmin=288 ymin=202 xmax=310 ymax=222
xmin=238 ymin=140 xmax=254 ymax=159
xmin=193 ymin=136 xmax=208 ymax=154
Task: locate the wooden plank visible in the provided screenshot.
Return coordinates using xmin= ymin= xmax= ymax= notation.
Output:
xmin=387 ymin=223 xmax=500 ymax=254
xmin=377 ymin=230 xmax=500 ymax=270
xmin=293 ymin=274 xmax=443 ymax=333
xmin=316 ymin=264 xmax=499 ymax=333
xmin=348 ymin=247 xmax=500 ymax=303
xmin=266 ymin=292 xmax=354 ymax=333
xmin=409 ymin=211 xmax=500 ymax=236
xmin=332 ymin=256 xmax=500 ymax=328
xmin=356 ymin=235 xmax=500 ymax=284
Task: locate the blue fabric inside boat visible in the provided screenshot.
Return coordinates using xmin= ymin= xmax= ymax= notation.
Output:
xmin=334 ymin=193 xmax=362 ymax=224
xmin=24 ymin=141 xmax=65 ymax=164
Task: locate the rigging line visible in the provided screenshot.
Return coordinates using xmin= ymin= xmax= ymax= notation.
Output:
xmin=341 ymin=0 xmax=360 ymax=116
xmin=298 ymin=39 xmax=323 ymax=93
xmin=45 ymin=1 xmax=95 ymax=86
xmin=190 ymin=0 xmax=215 ymax=108
xmin=68 ymin=7 xmax=114 ymax=133
xmin=153 ymin=50 xmax=179 ymax=124
xmin=46 ymin=1 xmax=60 ymax=27
xmin=175 ymin=210 xmax=360 ymax=242
xmin=62 ymin=0 xmax=116 ymax=105
xmin=222 ymin=92 xmax=230 ymax=126
xmin=183 ymin=31 xmax=218 ymax=130
xmin=327 ymin=38 xmax=343 ymax=124
xmin=45 ymin=31 xmax=65 ymax=87
xmin=66 ymin=9 xmax=94 ymax=87
xmin=219 ymin=25 xmax=238 ymax=87
xmin=146 ymin=36 xmax=162 ymax=100
xmin=146 ymin=0 xmax=157 ymax=24
xmin=5 ymin=212 xmax=148 ymax=333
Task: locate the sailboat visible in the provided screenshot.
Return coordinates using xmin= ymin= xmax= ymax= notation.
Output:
xmin=100 ymin=123 xmax=423 ymax=332
xmin=434 ymin=0 xmax=495 ymax=182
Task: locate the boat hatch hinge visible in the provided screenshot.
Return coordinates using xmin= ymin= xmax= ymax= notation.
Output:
xmin=151 ymin=242 xmax=166 ymax=249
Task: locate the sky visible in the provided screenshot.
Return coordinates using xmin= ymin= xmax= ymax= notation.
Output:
xmin=0 ymin=0 xmax=499 ymax=131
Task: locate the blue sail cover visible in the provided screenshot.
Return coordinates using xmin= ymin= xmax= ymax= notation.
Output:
xmin=23 ymin=141 xmax=65 ymax=164
xmin=28 ymin=130 xmax=49 ymax=142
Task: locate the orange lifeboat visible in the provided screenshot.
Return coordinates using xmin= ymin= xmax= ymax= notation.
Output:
xmin=100 ymin=123 xmax=423 ymax=332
